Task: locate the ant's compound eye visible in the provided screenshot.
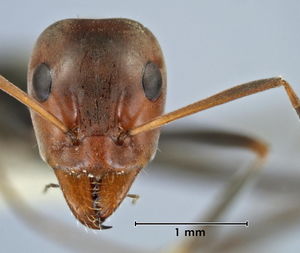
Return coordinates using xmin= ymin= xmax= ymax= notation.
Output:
xmin=142 ymin=61 xmax=162 ymax=101
xmin=32 ymin=63 xmax=52 ymax=102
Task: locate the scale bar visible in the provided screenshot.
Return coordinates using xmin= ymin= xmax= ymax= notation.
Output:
xmin=135 ymin=221 xmax=248 ymax=227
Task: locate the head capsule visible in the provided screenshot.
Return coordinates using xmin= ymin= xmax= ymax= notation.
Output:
xmin=28 ymin=19 xmax=166 ymax=229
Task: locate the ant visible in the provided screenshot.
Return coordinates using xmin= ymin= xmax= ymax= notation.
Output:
xmin=0 ymin=19 xmax=299 ymax=234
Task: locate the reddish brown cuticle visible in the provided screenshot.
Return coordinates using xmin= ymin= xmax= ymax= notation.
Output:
xmin=28 ymin=18 xmax=166 ymax=229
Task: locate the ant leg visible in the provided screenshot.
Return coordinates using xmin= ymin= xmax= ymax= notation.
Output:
xmin=213 ymin=203 xmax=300 ymax=252
xmin=129 ymin=77 xmax=300 ymax=136
xmin=162 ymin=129 xmax=268 ymax=253
xmin=43 ymin=183 xmax=60 ymax=193
xmin=126 ymin=194 xmax=140 ymax=204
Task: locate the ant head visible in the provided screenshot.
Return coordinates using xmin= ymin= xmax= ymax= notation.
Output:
xmin=27 ymin=19 xmax=166 ymax=228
